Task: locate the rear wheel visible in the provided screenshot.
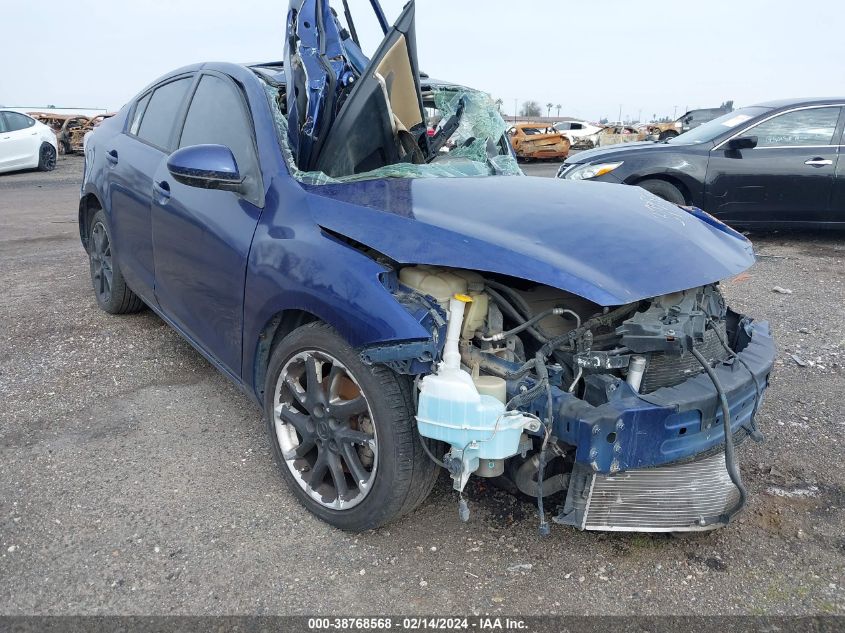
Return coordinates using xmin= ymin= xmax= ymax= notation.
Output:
xmin=88 ymin=210 xmax=145 ymax=314
xmin=265 ymin=322 xmax=439 ymax=531
xmin=638 ymin=179 xmax=687 ymax=206
xmin=37 ymin=143 xmax=56 ymax=171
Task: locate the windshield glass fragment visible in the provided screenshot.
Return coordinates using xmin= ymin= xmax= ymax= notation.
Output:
xmin=263 ymin=81 xmax=523 ymax=185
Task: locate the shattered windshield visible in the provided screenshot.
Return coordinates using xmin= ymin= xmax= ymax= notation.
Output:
xmin=263 ymin=80 xmax=522 ymax=184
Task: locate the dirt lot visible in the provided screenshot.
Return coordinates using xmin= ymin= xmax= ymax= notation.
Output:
xmin=1 ymin=155 xmax=844 ymax=615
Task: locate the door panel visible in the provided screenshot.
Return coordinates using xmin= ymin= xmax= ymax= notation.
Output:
xmin=705 ymin=106 xmax=841 ymax=224
xmin=108 ymin=77 xmax=193 ymax=301
xmin=151 ymin=73 xmax=263 ymax=374
xmin=107 ymin=134 xmax=166 ymax=301
xmin=0 ymin=113 xmax=38 ymax=169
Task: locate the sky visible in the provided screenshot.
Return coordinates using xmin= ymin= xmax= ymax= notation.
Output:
xmin=1 ymin=0 xmax=842 ymax=122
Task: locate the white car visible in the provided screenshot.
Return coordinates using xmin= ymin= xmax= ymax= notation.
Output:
xmin=552 ymin=120 xmax=604 ymax=148
xmin=0 ymin=110 xmax=58 ymax=174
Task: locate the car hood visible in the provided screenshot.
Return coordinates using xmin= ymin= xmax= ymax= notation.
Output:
xmin=304 ymin=176 xmax=754 ymax=306
xmin=567 ymin=140 xmax=678 ymax=164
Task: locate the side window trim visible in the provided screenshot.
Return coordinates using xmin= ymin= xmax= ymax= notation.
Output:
xmin=128 ymin=91 xmax=152 ymax=136
xmin=127 ymin=73 xmax=198 ymax=152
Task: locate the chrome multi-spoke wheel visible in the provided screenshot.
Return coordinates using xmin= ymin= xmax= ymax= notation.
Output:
xmin=89 ymin=221 xmax=113 ymax=305
xmin=264 ymin=322 xmax=440 ymax=531
xmin=273 ymin=350 xmax=377 ymax=510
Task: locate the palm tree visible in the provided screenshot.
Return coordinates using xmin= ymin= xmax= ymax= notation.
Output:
xmin=555 ymin=104 xmax=562 ymax=117
xmin=494 ymin=98 xmax=504 ymax=113
xmin=546 ymin=102 xmax=554 ymax=117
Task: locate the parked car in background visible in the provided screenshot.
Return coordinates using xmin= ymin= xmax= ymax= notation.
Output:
xmin=0 ymin=110 xmax=57 ymax=174
xmin=597 ymin=124 xmax=647 ymax=146
xmin=80 ymin=0 xmax=774 ymax=535
xmin=647 ymin=105 xmax=734 ymax=140
xmin=553 ymin=120 xmax=604 ymax=149
xmin=558 ymin=98 xmax=845 ymax=228
xmin=508 ymin=123 xmax=570 ymax=160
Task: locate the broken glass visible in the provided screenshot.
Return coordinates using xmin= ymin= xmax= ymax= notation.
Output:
xmin=263 ymin=80 xmax=522 ymax=185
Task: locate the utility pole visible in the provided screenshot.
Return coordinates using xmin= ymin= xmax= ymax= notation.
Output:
xmin=514 ymin=98 xmax=518 ymax=124
xmin=673 ymin=105 xmax=678 ymax=119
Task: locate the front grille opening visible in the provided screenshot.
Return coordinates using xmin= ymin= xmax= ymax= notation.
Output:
xmin=640 ymin=321 xmax=729 ymax=393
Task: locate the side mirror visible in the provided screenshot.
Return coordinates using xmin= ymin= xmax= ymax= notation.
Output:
xmin=167 ymin=144 xmax=243 ymax=191
xmin=727 ymin=135 xmax=758 ymax=150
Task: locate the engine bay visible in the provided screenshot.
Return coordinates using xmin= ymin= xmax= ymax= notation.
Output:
xmin=366 ymin=263 xmax=766 ymax=532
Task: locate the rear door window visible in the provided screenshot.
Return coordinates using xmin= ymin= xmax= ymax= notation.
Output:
xmin=135 ymin=77 xmax=192 ymax=150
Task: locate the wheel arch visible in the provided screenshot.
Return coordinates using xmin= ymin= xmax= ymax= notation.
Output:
xmin=252 ymin=308 xmax=320 ymax=402
xmin=628 ymin=173 xmax=693 ymax=205
xmin=79 ymin=192 xmax=104 ymax=253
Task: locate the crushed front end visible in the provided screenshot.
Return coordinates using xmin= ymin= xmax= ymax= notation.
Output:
xmin=365 ymin=266 xmax=775 ymax=534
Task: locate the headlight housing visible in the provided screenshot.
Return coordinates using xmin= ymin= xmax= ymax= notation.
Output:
xmin=563 ymin=161 xmax=623 ymax=181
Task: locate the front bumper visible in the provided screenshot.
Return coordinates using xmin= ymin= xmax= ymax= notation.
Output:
xmin=534 ymin=318 xmax=773 ymax=532
xmin=556 ymin=452 xmax=742 ymax=532
xmin=547 ymin=319 xmax=774 ymax=474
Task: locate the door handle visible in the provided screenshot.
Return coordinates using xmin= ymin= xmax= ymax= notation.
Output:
xmin=804 ymin=158 xmax=833 ymax=167
xmin=154 ymin=180 xmax=171 ymax=201
xmin=106 ymin=149 xmax=119 ymax=165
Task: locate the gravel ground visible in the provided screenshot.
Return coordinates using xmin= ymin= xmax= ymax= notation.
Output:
xmin=1 ymin=155 xmax=843 ymax=616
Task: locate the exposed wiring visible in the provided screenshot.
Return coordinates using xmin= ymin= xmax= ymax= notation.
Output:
xmin=481 ymin=307 xmax=574 ymax=342
xmin=484 ymin=279 xmax=535 ymax=320
xmin=690 ymin=348 xmax=747 ymax=522
xmin=708 ymin=317 xmax=764 ymax=439
xmin=567 ymin=367 xmax=583 ymax=393
xmin=485 ymin=287 xmax=548 ymax=344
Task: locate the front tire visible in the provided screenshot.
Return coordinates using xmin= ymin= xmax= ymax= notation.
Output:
xmin=638 ymin=179 xmax=687 ymax=205
xmin=37 ymin=143 xmax=56 ymax=171
xmin=88 ymin=210 xmax=145 ymax=314
xmin=265 ymin=322 xmax=439 ymax=531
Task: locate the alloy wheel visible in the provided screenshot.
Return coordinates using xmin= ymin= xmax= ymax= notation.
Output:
xmin=89 ymin=222 xmax=113 ymax=303
xmin=273 ymin=350 xmax=378 ymax=510
xmin=41 ymin=144 xmax=56 ymax=170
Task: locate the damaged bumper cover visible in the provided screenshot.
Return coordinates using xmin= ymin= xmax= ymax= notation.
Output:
xmin=551 ymin=318 xmax=774 ymax=531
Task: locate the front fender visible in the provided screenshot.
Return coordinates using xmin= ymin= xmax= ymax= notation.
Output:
xmin=242 ymin=186 xmax=437 ymax=396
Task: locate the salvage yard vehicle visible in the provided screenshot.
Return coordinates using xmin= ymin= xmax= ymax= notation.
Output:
xmin=0 ymin=110 xmax=57 ymax=173
xmin=508 ymin=123 xmax=570 ymax=160
xmin=597 ymin=124 xmax=647 ymax=146
xmin=80 ymin=0 xmax=774 ymax=534
xmin=558 ymin=98 xmax=845 ymax=228
xmin=553 ymin=120 xmax=604 ymax=149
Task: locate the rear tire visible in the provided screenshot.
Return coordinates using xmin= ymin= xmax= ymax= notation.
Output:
xmin=638 ymin=179 xmax=687 ymax=205
xmin=37 ymin=143 xmax=56 ymax=171
xmin=88 ymin=210 xmax=145 ymax=314
xmin=264 ymin=322 xmax=439 ymax=531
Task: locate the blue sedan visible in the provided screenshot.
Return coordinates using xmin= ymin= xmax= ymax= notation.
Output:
xmin=80 ymin=0 xmax=774 ymax=534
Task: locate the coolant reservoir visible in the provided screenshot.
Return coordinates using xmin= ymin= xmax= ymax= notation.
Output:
xmin=399 ymin=266 xmax=468 ymax=311
xmin=400 ymin=266 xmax=488 ymax=339
xmin=473 ymin=375 xmax=507 ymax=403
